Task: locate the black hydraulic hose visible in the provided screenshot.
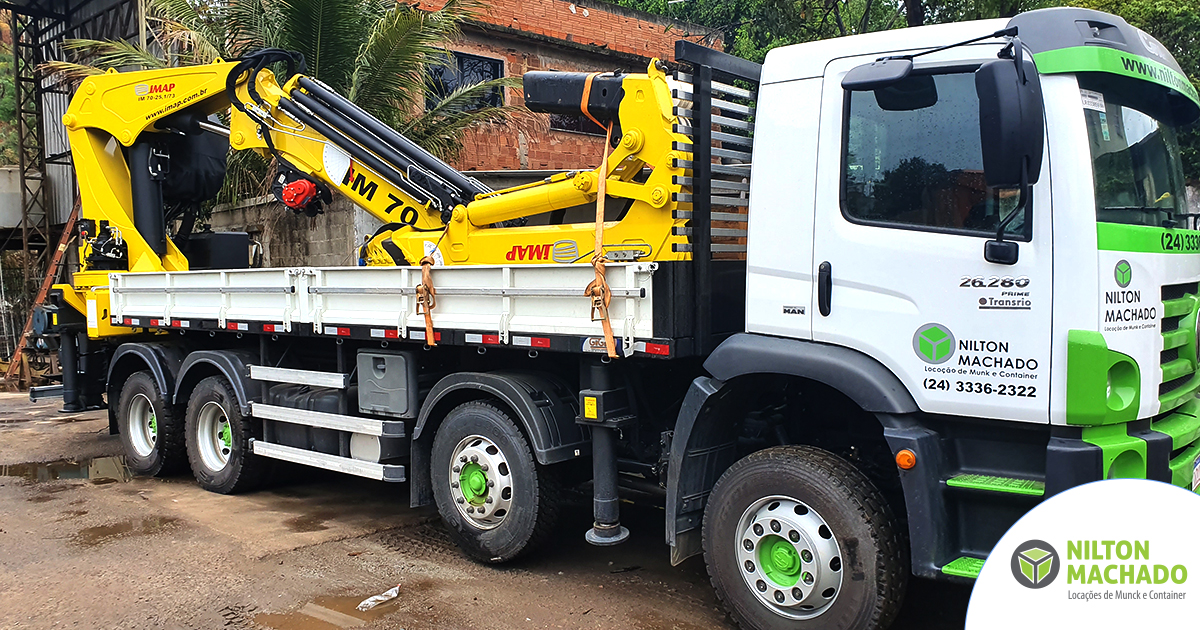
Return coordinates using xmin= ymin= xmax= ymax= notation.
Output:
xmin=289 ymin=90 xmax=422 ymax=183
xmin=290 ymin=89 xmax=462 ymax=211
xmin=276 ymin=97 xmax=434 ymax=207
xmin=296 ymin=77 xmax=490 ymax=200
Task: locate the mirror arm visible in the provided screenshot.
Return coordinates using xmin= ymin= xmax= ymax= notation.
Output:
xmin=880 ymin=26 xmax=1019 ymax=63
xmin=994 ymin=160 xmax=1030 ymax=243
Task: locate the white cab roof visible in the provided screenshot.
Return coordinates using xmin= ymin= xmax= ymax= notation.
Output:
xmin=761 ymin=19 xmax=1010 ymax=84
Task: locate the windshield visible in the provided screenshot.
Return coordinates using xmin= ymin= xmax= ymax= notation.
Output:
xmin=1081 ymin=80 xmax=1188 ymax=228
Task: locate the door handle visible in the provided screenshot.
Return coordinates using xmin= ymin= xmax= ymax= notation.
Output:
xmin=818 ymin=261 xmax=832 ymax=317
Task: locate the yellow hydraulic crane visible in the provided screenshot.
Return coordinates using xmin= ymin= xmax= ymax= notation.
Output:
xmin=61 ymin=50 xmax=693 ymax=274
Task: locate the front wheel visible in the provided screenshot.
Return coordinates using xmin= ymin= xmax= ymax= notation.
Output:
xmin=703 ymin=445 xmax=906 ymax=630
xmin=431 ymin=401 xmax=559 ymax=563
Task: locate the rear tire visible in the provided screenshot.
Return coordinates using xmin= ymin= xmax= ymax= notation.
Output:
xmin=703 ymin=445 xmax=906 ymax=630
xmin=185 ymin=376 xmax=265 ymax=494
xmin=431 ymin=401 xmax=559 ymax=563
xmin=117 ymin=371 xmax=186 ymax=477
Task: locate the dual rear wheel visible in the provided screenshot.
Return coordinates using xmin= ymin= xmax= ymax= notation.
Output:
xmin=116 ymin=371 xmax=264 ymax=493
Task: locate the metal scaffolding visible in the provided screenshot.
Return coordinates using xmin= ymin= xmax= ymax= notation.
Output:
xmin=0 ymin=0 xmax=140 ymax=379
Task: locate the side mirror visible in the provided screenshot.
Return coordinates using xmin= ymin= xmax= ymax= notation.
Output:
xmin=975 ymin=53 xmax=1043 ymax=187
xmin=976 ymin=41 xmax=1043 ymax=266
xmin=842 ymin=58 xmax=913 ymax=91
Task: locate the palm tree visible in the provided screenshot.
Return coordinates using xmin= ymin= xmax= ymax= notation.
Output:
xmin=45 ymin=0 xmax=526 ymax=203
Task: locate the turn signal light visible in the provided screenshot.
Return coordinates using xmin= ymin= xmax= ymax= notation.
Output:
xmin=895 ymin=449 xmax=917 ymax=470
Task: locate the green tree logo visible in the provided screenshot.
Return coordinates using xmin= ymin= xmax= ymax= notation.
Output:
xmin=1010 ymin=540 xmax=1059 ymax=589
xmin=912 ymin=323 xmax=955 ymax=364
xmin=1115 ymin=260 xmax=1132 ymax=288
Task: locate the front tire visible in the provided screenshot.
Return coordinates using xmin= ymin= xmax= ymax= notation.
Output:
xmin=185 ymin=376 xmax=265 ymax=494
xmin=431 ymin=401 xmax=559 ymax=563
xmin=117 ymin=371 xmax=185 ymax=477
xmin=703 ymin=445 xmax=906 ymax=630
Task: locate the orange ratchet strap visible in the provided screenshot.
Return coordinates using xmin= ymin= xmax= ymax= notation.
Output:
xmin=416 ymin=255 xmax=437 ymax=346
xmin=581 ymin=73 xmax=618 ymax=358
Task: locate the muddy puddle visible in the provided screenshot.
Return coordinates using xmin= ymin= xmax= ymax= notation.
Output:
xmin=254 ymin=594 xmax=403 ymax=629
xmin=0 ymin=456 xmax=131 ymax=484
xmin=72 ymin=515 xmax=182 ymax=547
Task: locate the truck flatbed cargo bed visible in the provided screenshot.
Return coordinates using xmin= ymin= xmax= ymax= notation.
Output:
xmin=107 ymin=262 xmax=691 ymax=357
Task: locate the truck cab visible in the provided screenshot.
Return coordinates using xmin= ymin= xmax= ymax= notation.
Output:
xmin=698 ymin=0 xmax=1199 ymax=593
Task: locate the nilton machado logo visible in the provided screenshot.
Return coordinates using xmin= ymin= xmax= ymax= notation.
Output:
xmin=1011 ymin=540 xmax=1060 ymax=588
xmin=912 ymin=323 xmax=955 ymax=364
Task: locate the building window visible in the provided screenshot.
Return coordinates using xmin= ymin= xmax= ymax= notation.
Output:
xmin=842 ymin=71 xmax=1026 ymax=238
xmin=427 ymin=52 xmax=504 ymax=109
xmin=549 ymin=113 xmax=607 ymax=136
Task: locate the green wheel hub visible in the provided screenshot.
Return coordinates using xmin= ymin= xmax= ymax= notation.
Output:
xmin=760 ymin=535 xmax=801 ymax=587
xmin=460 ymin=462 xmax=489 ymax=505
xmin=736 ymin=496 xmax=844 ymax=620
xmin=219 ymin=422 xmax=232 ymax=449
xmin=448 ymin=434 xmax=514 ymax=530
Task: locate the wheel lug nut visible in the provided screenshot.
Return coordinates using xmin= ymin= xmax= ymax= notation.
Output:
xmin=453 ymin=465 xmax=461 ymax=473
xmin=789 ymin=531 xmax=800 ymax=543
xmin=774 ymin=591 xmax=784 ymax=603
xmin=792 ymin=587 xmax=802 ymax=599
xmin=460 ymin=456 xmax=467 ymax=463
xmin=770 ymin=520 xmax=781 ymax=533
xmin=480 ymin=464 xmax=488 ymax=471
xmin=756 ymin=580 xmax=767 ymax=592
xmin=451 ymin=481 xmax=459 ymax=488
xmin=742 ymin=539 xmax=753 ymax=551
xmin=801 ymin=550 xmax=812 ymax=562
xmin=803 ymin=572 xmax=814 ymax=585
xmin=753 ymin=524 xmax=763 ymax=536
xmin=486 ymin=497 xmax=493 ymax=504
xmin=744 ymin=560 xmax=754 ymax=572
xmin=471 ymin=455 xmax=478 ymax=463
xmin=456 ymin=497 xmax=464 ymax=504
xmin=487 ymin=480 xmax=495 ymax=487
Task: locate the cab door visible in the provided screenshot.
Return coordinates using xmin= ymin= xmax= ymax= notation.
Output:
xmin=810 ymin=50 xmax=1053 ymax=423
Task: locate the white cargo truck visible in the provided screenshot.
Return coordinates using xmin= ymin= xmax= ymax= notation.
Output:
xmin=36 ymin=7 xmax=1200 ymax=629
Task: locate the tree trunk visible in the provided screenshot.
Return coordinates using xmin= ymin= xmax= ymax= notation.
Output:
xmin=904 ymin=0 xmax=925 ymax=26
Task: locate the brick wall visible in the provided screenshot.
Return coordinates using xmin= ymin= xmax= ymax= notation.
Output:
xmin=419 ymin=0 xmax=720 ymax=173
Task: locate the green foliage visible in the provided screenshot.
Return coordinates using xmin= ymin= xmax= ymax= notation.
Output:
xmin=612 ymin=0 xmax=904 ymax=63
xmin=0 ymin=52 xmax=16 ymax=166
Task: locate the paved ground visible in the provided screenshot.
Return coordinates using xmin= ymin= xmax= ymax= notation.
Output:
xmin=0 ymin=392 xmax=972 ymax=629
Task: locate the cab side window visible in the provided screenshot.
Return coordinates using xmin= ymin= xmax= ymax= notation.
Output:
xmin=842 ymin=71 xmax=1026 ymax=238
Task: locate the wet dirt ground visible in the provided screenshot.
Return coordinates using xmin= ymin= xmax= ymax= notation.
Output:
xmin=0 ymin=392 xmax=971 ymax=629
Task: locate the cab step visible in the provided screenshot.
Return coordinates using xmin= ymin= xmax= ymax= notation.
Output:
xmin=945 ymin=473 xmax=1045 ymax=497
xmin=941 ymin=556 xmax=985 ymax=579
xmin=250 ymin=439 xmax=406 ymax=482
